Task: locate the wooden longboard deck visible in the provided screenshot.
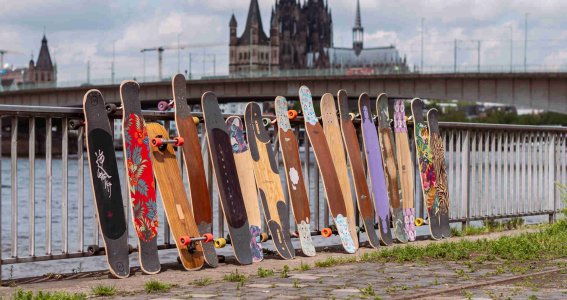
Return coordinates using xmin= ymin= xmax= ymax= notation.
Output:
xmin=320 ymin=93 xmax=359 ymax=249
xmin=337 ymin=90 xmax=381 ymax=248
xmin=275 ymin=97 xmax=316 ymax=257
xmin=226 ymin=116 xmax=264 ymax=262
xmin=119 ymin=81 xmax=161 ymax=274
xmin=146 ymin=123 xmax=205 ymax=270
xmin=172 ymin=74 xmax=218 ymax=267
xmin=426 ymin=108 xmax=452 ymax=238
xmin=298 ymin=86 xmax=356 ymax=254
xmin=83 ymin=90 xmax=130 ymax=279
xmin=358 ymin=93 xmax=393 ymax=246
xmin=392 ymin=99 xmax=416 ymax=241
xmin=410 ymin=99 xmax=443 ymax=240
xmin=377 ymin=94 xmax=408 ymax=244
xmin=201 ymin=92 xmax=253 ymax=265
xmin=245 ymin=102 xmax=295 ymax=260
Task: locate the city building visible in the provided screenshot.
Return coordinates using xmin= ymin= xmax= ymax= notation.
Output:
xmin=229 ymin=0 xmax=408 ymax=74
xmin=0 ymin=34 xmax=57 ymax=88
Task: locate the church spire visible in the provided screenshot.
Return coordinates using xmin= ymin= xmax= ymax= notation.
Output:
xmin=352 ymin=0 xmax=364 ymax=56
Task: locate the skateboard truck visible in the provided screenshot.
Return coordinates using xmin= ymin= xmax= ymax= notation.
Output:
xmin=179 ymin=233 xmax=213 ymax=252
xmin=69 ymin=119 xmax=85 ymax=130
xmin=151 ymin=136 xmax=185 ymax=150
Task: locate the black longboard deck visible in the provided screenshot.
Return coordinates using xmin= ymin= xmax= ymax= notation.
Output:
xmin=426 ymin=108 xmax=451 ymax=238
xmin=172 ymin=74 xmax=218 ymax=267
xmin=84 ymin=89 xmax=130 ymax=278
xmin=120 ymin=81 xmax=161 ymax=274
xmin=202 ymin=91 xmax=253 ymax=265
xmin=245 ymin=102 xmax=295 ymax=260
xmin=411 ymin=99 xmax=443 ymax=240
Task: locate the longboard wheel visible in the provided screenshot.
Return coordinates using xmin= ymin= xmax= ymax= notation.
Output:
xmin=69 ymin=119 xmax=84 ymax=130
xmin=203 ymin=233 xmax=214 ymax=243
xmin=87 ymin=244 xmax=100 ymax=255
xmin=415 ymin=218 xmax=424 ymax=227
xmin=262 ymin=118 xmax=272 ymax=127
xmin=192 ymin=116 xmax=200 ymax=125
xmin=288 ymin=110 xmax=299 ymax=120
xmin=180 ymin=235 xmax=191 ymax=246
xmin=158 ymin=100 xmax=171 ymax=111
xmin=105 ymin=103 xmax=117 ymax=113
xmin=151 ymin=138 xmax=163 ymax=147
xmin=260 ymin=232 xmax=269 ymax=242
xmin=174 ymin=136 xmax=185 ymax=146
xmin=321 ymin=227 xmax=333 ymax=238
xmin=214 ymin=238 xmax=227 ymax=248
xmin=128 ymin=244 xmax=134 ymax=254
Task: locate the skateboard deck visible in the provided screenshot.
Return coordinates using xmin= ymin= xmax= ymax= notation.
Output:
xmin=201 ymin=92 xmax=253 ymax=265
xmin=337 ymin=90 xmax=381 ymax=248
xmin=274 ymin=97 xmax=316 ymax=257
xmin=245 ymin=102 xmax=295 ymax=260
xmin=377 ymin=94 xmax=409 ymax=244
xmin=411 ymin=99 xmax=443 ymax=240
xmin=298 ymin=86 xmax=356 ymax=254
xmin=358 ymin=93 xmax=393 ymax=246
xmin=226 ymin=116 xmax=264 ymax=262
xmin=119 ymin=81 xmax=161 ymax=274
xmin=172 ymin=74 xmax=218 ymax=267
xmin=427 ymin=108 xmax=451 ymax=238
xmin=320 ymin=93 xmax=359 ymax=249
xmin=146 ymin=122 xmax=207 ymax=270
xmin=83 ymin=89 xmax=130 ymax=278
xmin=392 ymin=99 xmax=416 ymax=241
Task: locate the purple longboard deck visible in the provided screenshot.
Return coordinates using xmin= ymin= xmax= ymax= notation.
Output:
xmin=358 ymin=93 xmax=393 ymax=246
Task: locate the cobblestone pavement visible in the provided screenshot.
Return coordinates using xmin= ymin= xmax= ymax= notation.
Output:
xmin=1 ymin=229 xmax=566 ymax=299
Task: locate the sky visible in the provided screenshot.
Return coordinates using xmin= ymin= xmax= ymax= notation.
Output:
xmin=2 ymin=0 xmax=567 ymax=82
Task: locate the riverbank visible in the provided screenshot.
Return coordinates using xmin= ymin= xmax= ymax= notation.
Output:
xmin=1 ymin=221 xmax=566 ymax=299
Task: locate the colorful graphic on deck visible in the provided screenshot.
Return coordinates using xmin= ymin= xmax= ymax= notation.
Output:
xmin=430 ymin=133 xmax=450 ymax=215
xmin=335 ymin=214 xmax=356 ymax=253
xmin=228 ymin=117 xmax=249 ymax=153
xmin=394 ymin=100 xmax=407 ymax=133
xmin=414 ymin=123 xmax=440 ymax=217
xmin=124 ymin=114 xmax=158 ymax=241
xmin=404 ymin=208 xmax=416 ymax=241
xmin=299 ymin=86 xmax=318 ymax=125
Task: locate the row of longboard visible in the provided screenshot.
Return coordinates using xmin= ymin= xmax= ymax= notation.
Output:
xmin=83 ymin=73 xmax=450 ymax=279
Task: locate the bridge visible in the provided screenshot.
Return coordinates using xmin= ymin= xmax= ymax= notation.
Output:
xmin=1 ymin=72 xmax=566 ymax=113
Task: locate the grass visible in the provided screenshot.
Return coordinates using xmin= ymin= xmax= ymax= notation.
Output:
xmin=224 ymin=269 xmax=247 ymax=283
xmin=144 ymin=279 xmax=172 ymax=293
xmin=193 ymin=277 xmax=213 ymax=286
xmin=292 ymin=279 xmax=301 ymax=288
xmin=90 ymin=284 xmax=116 ymax=297
xmin=451 ymin=217 xmax=525 ymax=237
xmin=257 ymin=267 xmax=274 ymax=278
xmin=359 ymin=284 xmax=375 ymax=296
xmin=298 ymin=262 xmax=311 ymax=271
xmin=314 ymin=256 xmax=356 ymax=268
xmin=280 ymin=265 xmax=290 ymax=278
xmin=13 ymin=289 xmax=87 ymax=300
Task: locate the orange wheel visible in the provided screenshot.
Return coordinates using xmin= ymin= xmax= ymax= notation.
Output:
xmin=203 ymin=233 xmax=214 ymax=243
xmin=288 ymin=110 xmax=299 ymax=120
xmin=174 ymin=137 xmax=185 ymax=146
xmin=321 ymin=228 xmax=332 ymax=238
xmin=260 ymin=232 xmax=269 ymax=242
xmin=151 ymin=138 xmax=162 ymax=147
xmin=179 ymin=235 xmax=191 ymax=246
xmin=192 ymin=116 xmax=200 ymax=125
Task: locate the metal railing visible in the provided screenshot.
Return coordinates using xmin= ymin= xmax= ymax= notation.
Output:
xmin=0 ymin=103 xmax=565 ymax=280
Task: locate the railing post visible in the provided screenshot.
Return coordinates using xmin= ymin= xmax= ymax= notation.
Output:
xmin=548 ymin=134 xmax=556 ymax=223
xmin=464 ymin=130 xmax=471 ymax=229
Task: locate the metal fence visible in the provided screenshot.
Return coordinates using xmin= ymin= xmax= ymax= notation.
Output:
xmin=0 ymin=104 xmax=565 ymax=280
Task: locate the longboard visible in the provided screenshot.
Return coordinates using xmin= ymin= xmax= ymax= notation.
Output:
xmin=320 ymin=93 xmax=359 ymax=250
xmin=245 ymin=102 xmax=295 ymax=260
xmin=337 ymin=90 xmax=381 ymax=248
xmin=411 ymin=99 xmax=443 ymax=240
xmin=377 ymin=94 xmax=409 ymax=244
xmin=298 ymin=86 xmax=356 ymax=254
xmin=201 ymin=91 xmax=253 ymax=265
xmin=427 ymin=108 xmax=452 ymax=238
xmin=274 ymin=97 xmax=316 ymax=257
xmin=392 ymin=99 xmax=416 ymax=241
xmin=147 ymin=123 xmax=209 ymax=270
xmin=172 ymin=74 xmax=218 ymax=267
xmin=358 ymin=93 xmax=393 ymax=246
xmin=226 ymin=116 xmax=265 ymax=262
xmin=83 ymin=89 xmax=130 ymax=278
xmin=119 ymin=81 xmax=161 ymax=274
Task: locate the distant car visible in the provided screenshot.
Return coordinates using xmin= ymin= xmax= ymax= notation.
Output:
xmin=345 ymin=68 xmax=375 ymax=76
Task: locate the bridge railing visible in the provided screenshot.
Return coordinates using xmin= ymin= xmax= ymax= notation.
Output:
xmin=0 ymin=103 xmax=565 ymax=280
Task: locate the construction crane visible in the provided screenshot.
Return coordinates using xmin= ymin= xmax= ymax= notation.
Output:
xmin=140 ymin=42 xmax=223 ymax=80
xmin=0 ymin=49 xmax=23 ymax=69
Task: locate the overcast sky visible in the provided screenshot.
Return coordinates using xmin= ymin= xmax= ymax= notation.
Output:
xmin=2 ymin=0 xmax=567 ymax=82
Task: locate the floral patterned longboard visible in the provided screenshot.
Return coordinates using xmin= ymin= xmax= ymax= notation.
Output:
xmin=226 ymin=116 xmax=264 ymax=262
xmin=299 ymin=86 xmax=356 ymax=254
xmin=84 ymin=89 xmax=130 ymax=278
xmin=411 ymin=99 xmax=443 ymax=240
xmin=275 ymin=97 xmax=316 ymax=257
xmin=426 ymin=108 xmax=451 ymax=238
xmin=120 ymin=81 xmax=161 ymax=274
